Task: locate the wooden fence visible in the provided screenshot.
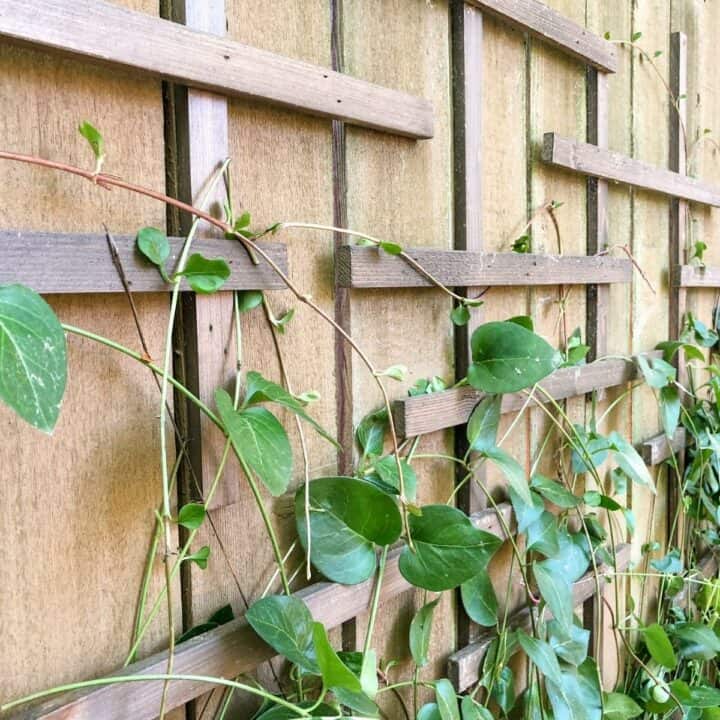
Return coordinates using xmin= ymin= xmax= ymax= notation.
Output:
xmin=2 ymin=0 xmax=720 ymax=717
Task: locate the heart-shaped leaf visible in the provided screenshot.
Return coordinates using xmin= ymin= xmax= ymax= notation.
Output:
xmin=399 ymin=505 xmax=502 ymax=591
xmin=246 ymin=595 xmax=318 ymax=673
xmin=216 ymin=389 xmax=292 ymax=496
xmin=468 ymin=321 xmax=559 ymax=393
xmin=435 ymin=678 xmax=460 ymax=720
xmin=467 ymin=395 xmax=502 ymax=452
xmin=641 ymin=623 xmax=677 ymax=669
xmin=481 ymin=446 xmax=533 ymax=506
xmin=136 ymin=227 xmax=170 ymax=269
xmin=0 ymin=284 xmax=67 ymax=433
xmin=176 ymin=253 xmax=230 ymax=293
xmin=531 ymin=475 xmax=580 ymax=508
xmin=296 ymin=477 xmax=402 ymax=584
xmin=517 ymin=630 xmax=563 ymax=685
xmin=534 ymin=561 xmax=573 ymax=632
xmin=461 ymin=569 xmax=498 ymax=627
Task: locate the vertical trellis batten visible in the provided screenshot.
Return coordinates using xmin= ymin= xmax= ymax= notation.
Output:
xmin=583 ymin=65 xmax=609 ymax=664
xmin=668 ymin=31 xmax=688 ymax=549
xmin=452 ymin=0 xmax=485 ymax=648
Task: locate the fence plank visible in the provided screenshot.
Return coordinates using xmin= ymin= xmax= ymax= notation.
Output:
xmin=465 ymin=0 xmax=617 ymax=71
xmin=6 ymin=504 xmax=513 ymax=720
xmin=0 ymin=230 xmax=287 ymax=293
xmin=394 ymin=353 xmax=657 ymax=437
xmin=0 ymin=0 xmax=433 ymax=139
xmin=448 ymin=543 xmax=632 ymax=692
xmin=639 ymin=429 xmax=686 ymax=466
xmin=336 ymin=245 xmax=631 ymax=288
xmin=543 ymin=132 xmax=720 ymax=206
xmin=672 ymin=264 xmax=720 ymax=288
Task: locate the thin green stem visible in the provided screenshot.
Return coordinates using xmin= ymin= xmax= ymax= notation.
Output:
xmin=363 ymin=545 xmax=389 ymax=657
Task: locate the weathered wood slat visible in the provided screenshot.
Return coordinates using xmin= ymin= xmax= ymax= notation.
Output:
xmin=448 ymin=543 xmax=632 ymax=692
xmin=543 ymin=133 xmax=720 ymax=207
xmin=639 ymin=429 xmax=686 ymax=466
xmin=7 ymin=504 xmax=512 ymax=719
xmin=335 ymin=245 xmax=632 ymax=289
xmin=0 ymin=230 xmax=287 ymax=293
xmin=394 ymin=353 xmax=658 ymax=438
xmin=0 ymin=0 xmax=433 ymax=139
xmin=672 ymin=264 xmax=720 ymax=288
xmin=465 ymin=0 xmax=617 ymax=72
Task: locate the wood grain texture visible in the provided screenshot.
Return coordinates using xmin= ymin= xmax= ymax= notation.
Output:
xmin=6 ymin=504 xmax=512 ymax=719
xmin=448 ymin=543 xmax=632 ymax=692
xmin=336 ymin=245 xmax=631 ymax=288
xmin=543 ymin=132 xmax=720 ymax=206
xmin=639 ymin=429 xmax=686 ymax=467
xmin=465 ymin=0 xmax=617 ymax=71
xmin=0 ymin=230 xmax=287 ymax=293
xmin=0 ymin=0 xmax=182 ymax=706
xmin=394 ymin=353 xmax=657 ymax=438
xmin=0 ymin=0 xmax=433 ymax=139
xmin=672 ymin=264 xmax=720 ymax=288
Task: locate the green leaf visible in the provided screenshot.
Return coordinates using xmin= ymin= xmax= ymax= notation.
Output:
xmin=548 ymin=619 xmax=590 ymax=666
xmin=136 ymin=227 xmax=170 ymax=270
xmin=177 ymin=604 xmax=234 ymax=644
xmin=491 ymin=666 xmax=515 ymax=713
xmin=0 ymin=284 xmax=67 ymax=433
xmin=451 ymin=305 xmax=471 ymax=327
xmin=177 ymin=503 xmax=206 ymax=530
xmin=602 ymin=692 xmax=642 ymax=720
xmin=607 ymin=431 xmax=655 ymax=493
xmin=246 ymin=595 xmax=318 ymax=673
xmin=371 ymin=456 xmax=417 ymax=502
xmin=671 ymin=622 xmax=720 ymax=660
xmin=461 ymin=569 xmax=498 ymax=627
xmin=531 ymin=475 xmax=581 ymax=508
xmin=461 ymin=696 xmax=493 ymax=720
xmin=254 ymin=701 xmax=337 ymax=719
xmin=534 ymin=561 xmax=573 ymax=631
xmin=409 ymin=598 xmax=440 ymax=666
xmin=78 ymin=120 xmax=105 ymax=161
xmin=312 ymin=622 xmax=378 ymax=716
xmin=527 ymin=511 xmax=561 ymax=557
xmin=467 ymin=395 xmax=502 ymax=452
xmin=637 ymin=355 xmax=676 ymax=388
xmin=571 ymin=426 xmax=609 ymax=474
xmin=512 ymin=235 xmax=531 ymax=253
xmin=356 ymin=407 xmax=388 ymax=458
xmin=185 ymin=545 xmax=210 ymax=569
xmin=507 ymin=315 xmax=533 ymax=331
xmin=631 ymin=31 xmax=642 ymax=41
xmin=656 ymin=340 xmax=705 ymax=363
xmin=481 ymin=446 xmax=533 ymax=506
xmin=379 ymin=241 xmax=402 ymax=255
xmin=216 ymin=389 xmax=292 ymax=496
xmin=435 ymin=679 xmax=460 ymax=720
xmin=417 ymin=704 xmax=442 ymax=720
xmin=273 ymin=308 xmax=295 ymax=333
xmin=236 ymin=290 xmax=264 ymax=313
xmin=176 ymin=253 xmax=230 ymax=293
xmin=377 ymin=364 xmax=407 ymax=381
xmin=399 ymin=505 xmax=502 ymax=591
xmin=545 ymin=659 xmax=602 ymax=720
xmin=681 ymin=685 xmax=720 ymax=708
xmin=468 ymin=321 xmax=558 ymax=393
xmin=660 ymin=385 xmax=680 ymax=437
xmin=296 ymin=477 xmax=402 ymax=585
xmin=510 ymin=487 xmax=544 ymax=533
xmin=641 ymin=623 xmax=677 ymax=669
xmin=517 ymin=630 xmax=563 ymax=685
xmin=540 ymin=531 xmax=590 ymax=582
xmin=243 ymin=371 xmax=339 ymax=448
xmin=360 ymin=649 xmax=378 ymax=699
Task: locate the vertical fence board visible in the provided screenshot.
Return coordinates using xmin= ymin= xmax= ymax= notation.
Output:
xmin=0 ymin=0 xmax=179 ymax=704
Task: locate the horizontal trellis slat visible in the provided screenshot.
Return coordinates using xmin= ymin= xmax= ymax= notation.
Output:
xmin=448 ymin=543 xmax=632 ymax=692
xmin=543 ymin=133 xmax=720 ymax=207
xmin=336 ymin=245 xmax=632 ymax=288
xmin=672 ymin=264 xmax=720 ymax=288
xmin=7 ymin=504 xmax=514 ymax=719
xmin=394 ymin=353 xmax=658 ymax=438
xmin=640 ymin=428 xmax=686 ymax=466
xmin=0 ymin=0 xmax=433 ymax=139
xmin=465 ymin=0 xmax=617 ymax=72
xmin=0 ymin=230 xmax=288 ymax=293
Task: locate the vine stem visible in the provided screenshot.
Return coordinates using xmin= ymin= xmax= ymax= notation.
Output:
xmin=0 ymin=674 xmax=311 ymax=717
xmin=0 ymin=149 xmax=415 ymax=549
xmin=363 ymin=545 xmax=389 ymax=658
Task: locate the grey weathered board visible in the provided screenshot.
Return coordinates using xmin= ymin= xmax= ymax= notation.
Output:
xmin=0 ymin=230 xmax=287 ymax=293
xmin=394 ymin=353 xmax=659 ymax=438
xmin=0 ymin=0 xmax=433 ymax=139
xmin=336 ymin=245 xmax=631 ymax=288
xmin=543 ymin=133 xmax=720 ymax=207
xmin=6 ymin=504 xmax=513 ymax=720
xmin=465 ymin=0 xmax=617 ymax=72
xmin=448 ymin=544 xmax=632 ymax=692
xmin=672 ymin=264 xmax=720 ymax=288
xmin=640 ymin=429 xmax=687 ymax=466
